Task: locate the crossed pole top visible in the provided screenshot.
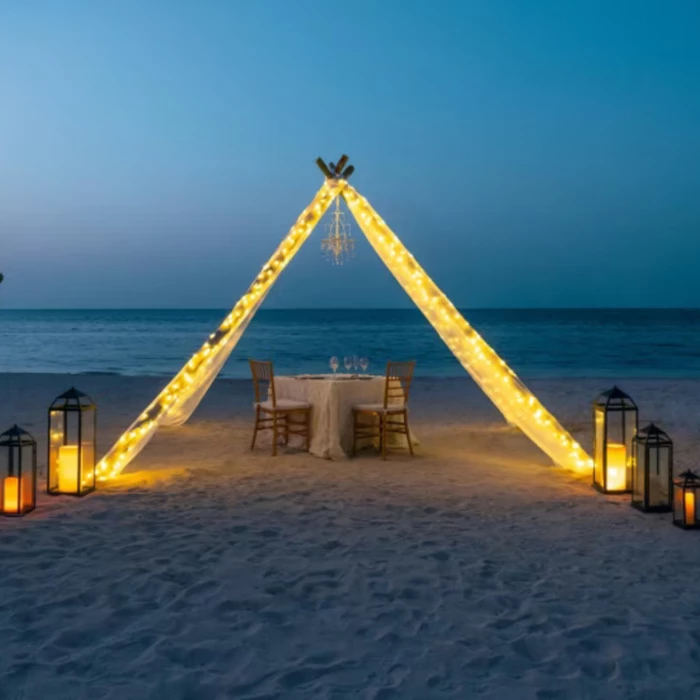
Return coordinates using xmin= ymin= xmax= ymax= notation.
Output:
xmin=315 ymin=154 xmax=354 ymax=180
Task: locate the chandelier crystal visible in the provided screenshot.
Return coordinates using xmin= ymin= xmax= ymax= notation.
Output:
xmin=321 ymin=197 xmax=354 ymax=265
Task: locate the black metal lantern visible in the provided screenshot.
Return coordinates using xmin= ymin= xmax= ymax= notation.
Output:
xmin=673 ymin=471 xmax=700 ymax=530
xmin=631 ymin=424 xmax=673 ymax=513
xmin=0 ymin=425 xmax=37 ymax=516
xmin=593 ymin=386 xmax=638 ymax=494
xmin=48 ymin=388 xmax=97 ymax=497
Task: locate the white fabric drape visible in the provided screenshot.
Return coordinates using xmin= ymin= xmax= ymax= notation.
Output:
xmin=96 ymin=180 xmax=345 ymax=479
xmin=98 ymin=175 xmax=591 ymax=480
xmin=342 ymin=184 xmax=592 ymax=472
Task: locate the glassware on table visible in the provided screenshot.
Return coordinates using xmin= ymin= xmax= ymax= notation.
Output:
xmin=352 ymin=355 xmax=359 ymax=372
xmin=359 ymin=357 xmax=369 ymax=373
xmin=329 ymin=356 xmax=339 ymax=374
xmin=343 ymin=356 xmax=353 ymax=373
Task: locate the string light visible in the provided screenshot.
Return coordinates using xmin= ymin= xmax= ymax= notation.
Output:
xmin=97 ymin=173 xmax=592 ymax=480
xmin=96 ymin=179 xmax=346 ymax=480
xmin=341 ymin=183 xmax=593 ymax=472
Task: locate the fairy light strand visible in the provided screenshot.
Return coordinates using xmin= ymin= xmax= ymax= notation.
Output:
xmin=96 ymin=179 xmax=345 ymax=480
xmin=97 ymin=173 xmax=591 ymax=480
xmin=342 ymin=183 xmax=592 ymax=472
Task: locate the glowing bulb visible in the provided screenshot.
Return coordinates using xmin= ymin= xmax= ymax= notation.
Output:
xmin=343 ymin=182 xmax=591 ymax=473
xmin=96 ymin=179 xmax=345 ymax=478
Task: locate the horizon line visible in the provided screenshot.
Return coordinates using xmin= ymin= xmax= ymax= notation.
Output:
xmin=2 ymin=306 xmax=700 ymax=312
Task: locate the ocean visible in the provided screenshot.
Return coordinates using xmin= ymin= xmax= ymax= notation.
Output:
xmin=1 ymin=308 xmax=699 ymax=379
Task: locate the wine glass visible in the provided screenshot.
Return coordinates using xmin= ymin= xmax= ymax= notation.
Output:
xmin=359 ymin=357 xmax=369 ymax=373
xmin=344 ymin=356 xmax=353 ymax=373
xmin=352 ymin=355 xmax=359 ymax=372
xmin=329 ymin=356 xmax=339 ymax=374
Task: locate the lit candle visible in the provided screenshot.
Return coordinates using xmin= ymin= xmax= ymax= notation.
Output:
xmin=606 ymin=443 xmax=627 ymax=491
xmin=3 ymin=476 xmax=19 ymax=513
xmin=685 ymin=491 xmax=696 ymax=526
xmin=58 ymin=445 xmax=79 ymax=493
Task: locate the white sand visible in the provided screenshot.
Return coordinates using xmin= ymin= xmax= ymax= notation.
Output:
xmin=1 ymin=372 xmax=699 ymax=699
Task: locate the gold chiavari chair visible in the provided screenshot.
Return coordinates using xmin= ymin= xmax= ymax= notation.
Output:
xmin=249 ymin=360 xmax=311 ymax=456
xmin=352 ymin=360 xmax=415 ymax=459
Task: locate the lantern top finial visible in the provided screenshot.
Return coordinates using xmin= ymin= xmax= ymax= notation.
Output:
xmin=605 ymin=385 xmax=630 ymax=400
xmin=60 ymin=386 xmax=87 ymax=399
xmin=676 ymin=470 xmax=700 ymax=487
xmin=50 ymin=387 xmax=97 ymax=411
xmin=0 ymin=424 xmax=37 ymax=447
xmin=595 ymin=385 xmax=637 ymax=410
xmin=636 ymin=422 xmax=672 ymax=445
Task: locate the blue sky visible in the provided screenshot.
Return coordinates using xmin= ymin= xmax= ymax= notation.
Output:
xmin=1 ymin=0 xmax=699 ymax=308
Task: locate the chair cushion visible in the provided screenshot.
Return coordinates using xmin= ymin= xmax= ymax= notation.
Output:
xmin=354 ymin=402 xmax=406 ymax=413
xmin=256 ymin=399 xmax=310 ymax=411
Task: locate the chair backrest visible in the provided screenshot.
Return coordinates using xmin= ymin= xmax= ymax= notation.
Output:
xmin=249 ymin=359 xmax=276 ymax=407
xmin=384 ymin=361 xmax=415 ymax=408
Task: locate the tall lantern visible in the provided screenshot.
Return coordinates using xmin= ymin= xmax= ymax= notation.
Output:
xmin=0 ymin=425 xmax=37 ymax=516
xmin=673 ymin=471 xmax=700 ymax=530
xmin=593 ymin=386 xmax=638 ymax=494
xmin=631 ymin=423 xmax=673 ymax=513
xmin=48 ymin=388 xmax=97 ymax=497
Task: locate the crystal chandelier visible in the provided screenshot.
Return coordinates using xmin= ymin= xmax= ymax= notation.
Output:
xmin=321 ymin=196 xmax=354 ymax=265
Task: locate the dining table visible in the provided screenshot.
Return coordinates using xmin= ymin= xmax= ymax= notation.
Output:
xmin=273 ymin=373 xmax=418 ymax=460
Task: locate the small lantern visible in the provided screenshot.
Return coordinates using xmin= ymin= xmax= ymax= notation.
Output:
xmin=0 ymin=425 xmax=37 ymax=516
xmin=631 ymin=424 xmax=673 ymax=512
xmin=593 ymin=386 xmax=638 ymax=494
xmin=48 ymin=388 xmax=97 ymax=497
xmin=673 ymin=471 xmax=700 ymax=530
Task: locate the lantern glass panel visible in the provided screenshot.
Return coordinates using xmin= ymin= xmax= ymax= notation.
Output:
xmin=594 ymin=407 xmax=605 ymax=488
xmin=647 ymin=445 xmax=671 ymax=509
xmin=60 ymin=412 xmax=82 ymax=494
xmin=632 ymin=444 xmax=646 ymax=504
xmin=623 ymin=410 xmax=637 ymax=476
xmin=55 ymin=412 xmax=95 ymax=495
xmin=80 ymin=411 xmax=96 ymax=491
xmin=48 ymin=410 xmax=63 ymax=492
xmin=674 ymin=486 xmax=684 ymax=522
xmin=688 ymin=491 xmax=698 ymax=527
xmin=20 ymin=460 xmax=34 ymax=510
xmin=604 ymin=411 xmax=637 ymax=489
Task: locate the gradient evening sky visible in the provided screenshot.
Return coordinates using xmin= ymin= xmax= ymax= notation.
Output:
xmin=1 ymin=0 xmax=699 ymax=309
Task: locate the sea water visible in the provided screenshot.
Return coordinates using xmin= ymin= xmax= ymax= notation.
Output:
xmin=1 ymin=308 xmax=699 ymax=379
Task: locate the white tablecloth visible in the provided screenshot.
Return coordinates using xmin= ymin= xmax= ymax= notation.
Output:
xmin=274 ymin=374 xmax=417 ymax=460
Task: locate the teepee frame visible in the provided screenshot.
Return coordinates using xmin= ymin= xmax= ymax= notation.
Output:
xmin=96 ymin=158 xmax=591 ymax=480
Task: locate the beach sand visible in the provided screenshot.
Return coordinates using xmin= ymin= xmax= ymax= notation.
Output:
xmin=1 ymin=372 xmax=699 ymax=699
